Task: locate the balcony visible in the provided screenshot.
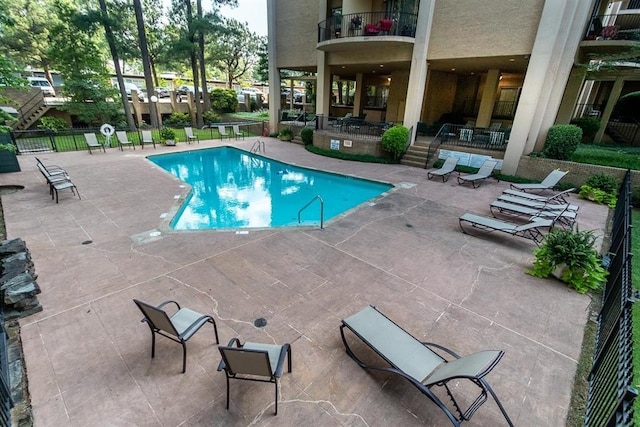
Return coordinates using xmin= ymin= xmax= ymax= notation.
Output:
xmin=318 ymin=11 xmax=417 ymax=45
xmin=581 ymin=13 xmax=640 ymax=56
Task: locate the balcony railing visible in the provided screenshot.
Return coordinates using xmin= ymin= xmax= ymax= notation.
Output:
xmin=318 ymin=12 xmax=418 ymax=43
xmin=585 ymin=14 xmax=640 ymax=41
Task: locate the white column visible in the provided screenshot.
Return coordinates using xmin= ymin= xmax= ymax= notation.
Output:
xmin=402 ymin=0 xmax=435 ymax=143
xmin=267 ymin=0 xmax=280 ymax=134
xmin=594 ymin=76 xmax=625 ymax=143
xmin=555 ymin=66 xmax=587 ymax=124
xmin=353 ymin=73 xmax=364 ymax=115
xmin=476 ymin=69 xmax=500 ymax=128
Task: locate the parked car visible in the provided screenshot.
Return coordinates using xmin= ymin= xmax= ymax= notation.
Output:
xmin=27 ymin=77 xmax=56 ymax=97
xmin=281 ymin=88 xmax=304 ymax=103
xmin=155 ymin=87 xmax=170 ymax=98
xmin=113 ymin=82 xmax=146 ymax=101
xmin=176 ymin=85 xmax=202 ymax=101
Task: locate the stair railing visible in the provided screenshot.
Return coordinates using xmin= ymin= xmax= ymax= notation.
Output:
xmin=424 ymin=123 xmax=448 ymax=168
xmin=298 ymin=195 xmax=324 ymax=230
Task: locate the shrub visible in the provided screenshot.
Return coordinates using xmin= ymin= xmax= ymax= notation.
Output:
xmin=159 ymin=127 xmax=176 ymax=141
xmin=164 ymin=112 xmax=191 ymax=126
xmin=300 ymin=127 xmax=314 ymax=145
xmin=202 ymin=110 xmax=220 ymax=124
xmin=278 ymin=127 xmax=293 ymax=141
xmin=37 ymin=117 xmax=67 ymax=132
xmin=613 ymin=91 xmax=640 ymax=121
xmin=584 ymin=173 xmax=619 ymax=194
xmin=571 ymin=117 xmax=600 ymax=142
xmin=579 ymin=185 xmax=617 ymax=208
xmin=527 ymin=228 xmax=608 ymax=294
xmin=632 ymin=186 xmax=640 ymax=208
xmin=543 ymin=124 xmax=582 ymax=160
xmin=211 ymin=88 xmax=237 ymax=113
xmin=381 ymin=125 xmax=410 ymax=161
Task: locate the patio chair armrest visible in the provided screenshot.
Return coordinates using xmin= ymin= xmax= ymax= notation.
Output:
xmin=157 ymin=300 xmax=181 ymax=311
xmin=422 ymin=342 xmax=462 ymax=360
xmin=179 ymin=314 xmax=214 ymax=337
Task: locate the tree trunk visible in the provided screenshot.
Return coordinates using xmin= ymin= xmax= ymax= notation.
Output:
xmin=185 ymin=0 xmax=203 ymax=127
xmin=133 ymin=0 xmax=159 ymax=129
xmin=197 ymin=0 xmax=211 ymax=111
xmin=99 ymin=0 xmax=136 ymax=131
xmin=150 ymin=58 xmax=158 ymax=88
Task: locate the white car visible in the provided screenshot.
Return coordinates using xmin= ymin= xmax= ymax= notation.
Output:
xmin=27 ymin=77 xmax=56 ymax=97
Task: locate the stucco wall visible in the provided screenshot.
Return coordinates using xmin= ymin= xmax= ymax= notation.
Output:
xmin=386 ymin=70 xmax=409 ymax=122
xmin=314 ymin=132 xmax=390 ymax=158
xmin=428 ymin=0 xmax=544 ymax=59
xmin=423 ymin=70 xmax=457 ymax=124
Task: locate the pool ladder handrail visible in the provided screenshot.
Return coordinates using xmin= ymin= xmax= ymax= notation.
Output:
xmin=298 ymin=195 xmax=324 ymax=230
xmin=251 ymin=139 xmax=265 ymax=153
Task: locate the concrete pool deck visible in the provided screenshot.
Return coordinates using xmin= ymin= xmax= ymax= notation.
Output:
xmin=0 ymin=137 xmax=609 ymax=426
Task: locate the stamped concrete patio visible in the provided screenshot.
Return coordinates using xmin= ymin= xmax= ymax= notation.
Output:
xmin=0 ymin=137 xmax=608 ymax=426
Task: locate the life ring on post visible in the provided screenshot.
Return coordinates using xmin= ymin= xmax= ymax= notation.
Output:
xmin=100 ymin=123 xmax=115 ymax=148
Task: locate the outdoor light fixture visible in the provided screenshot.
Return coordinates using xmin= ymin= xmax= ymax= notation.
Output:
xmin=150 ymin=95 xmax=158 ymax=103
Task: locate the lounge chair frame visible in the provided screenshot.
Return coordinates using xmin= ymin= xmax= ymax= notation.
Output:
xmin=340 ymin=306 xmax=513 ymax=426
xmin=501 ymin=187 xmax=576 ymax=207
xmin=457 ymin=160 xmax=499 ymax=188
xmin=509 ymin=169 xmax=567 ymax=193
xmin=218 ymin=338 xmax=292 ymax=415
xmin=489 ymin=200 xmax=576 ymax=228
xmin=133 ymin=299 xmax=219 ymax=373
xmin=427 ymin=156 xmax=459 ymax=182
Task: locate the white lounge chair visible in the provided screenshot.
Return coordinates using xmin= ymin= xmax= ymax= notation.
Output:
xmin=83 ymin=133 xmax=105 ymax=154
xmin=427 ymin=156 xmax=459 ymax=182
xmin=510 ymin=169 xmax=568 ymax=193
xmin=489 ymin=200 xmax=577 ymax=227
xmin=498 ymin=188 xmax=578 ymax=212
xmin=457 ymin=159 xmax=499 ymax=188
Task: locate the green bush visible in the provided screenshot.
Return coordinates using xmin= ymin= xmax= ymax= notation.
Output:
xmin=613 ymin=91 xmax=640 ymax=121
xmin=579 ymin=185 xmax=617 ymax=208
xmin=584 ymin=173 xmax=619 ymax=194
xmin=381 ymin=125 xmax=410 ymax=161
xmin=159 ymin=127 xmax=176 ymax=141
xmin=527 ymin=228 xmax=608 ymax=294
xmin=300 ymin=127 xmax=314 ymax=145
xmin=571 ymin=117 xmax=600 ymax=142
xmin=164 ymin=112 xmax=191 ymax=126
xmin=37 ymin=117 xmax=67 ymax=132
xmin=211 ymin=88 xmax=237 ymax=113
xmin=202 ymin=110 xmax=220 ymax=124
xmin=278 ymin=127 xmax=293 ymax=141
xmin=632 ymin=186 xmax=640 ymax=208
xmin=543 ymin=124 xmax=582 ymax=160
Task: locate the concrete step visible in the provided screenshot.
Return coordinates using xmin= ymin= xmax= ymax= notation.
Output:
xmin=400 ymin=159 xmax=425 ymax=168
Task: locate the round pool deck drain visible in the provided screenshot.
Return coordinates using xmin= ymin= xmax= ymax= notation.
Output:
xmin=81 ymin=240 xmax=93 ymax=245
xmin=149 ymin=231 xmax=162 ymax=237
xmin=254 ymin=318 xmax=267 ymax=328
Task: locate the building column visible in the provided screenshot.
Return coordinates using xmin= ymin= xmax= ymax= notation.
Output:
xmin=316 ymin=52 xmax=332 ymax=129
xmin=267 ymin=0 xmax=280 ymax=134
xmin=556 ymin=66 xmax=588 ymax=124
xmin=353 ymin=73 xmax=364 ymax=115
xmin=476 ymin=69 xmax=500 ymax=128
xmin=402 ymin=0 xmax=435 ymax=143
xmin=502 ymin=0 xmax=595 ymax=175
xmin=594 ymin=76 xmax=625 ymax=143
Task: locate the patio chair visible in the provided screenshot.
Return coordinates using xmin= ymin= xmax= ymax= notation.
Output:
xmin=427 ymin=156 xmax=459 ymax=182
xmin=340 ymin=306 xmax=513 ymax=427
xmin=232 ymin=125 xmax=245 ymax=140
xmin=50 ymin=179 xmax=81 ymax=203
xmin=509 ymin=169 xmax=568 ymax=193
xmin=218 ymin=125 xmax=231 ymax=140
xmin=489 ymin=122 xmax=502 ymax=131
xmin=35 ymin=157 xmax=67 ymax=176
xmin=458 ymin=207 xmax=567 ymax=245
xmin=489 ymin=200 xmax=577 ymax=228
xmin=133 ymin=299 xmax=219 ymax=373
xmin=457 ymin=159 xmax=499 ymax=188
xmin=218 ymin=338 xmax=292 ymax=415
xmin=83 ymin=133 xmax=106 ymax=154
xmin=140 ymin=130 xmax=157 ymax=149
xmin=502 ymin=188 xmax=575 ymax=204
xmin=184 ymin=127 xmax=199 ymax=144
xmin=115 ymin=131 xmax=135 ymax=151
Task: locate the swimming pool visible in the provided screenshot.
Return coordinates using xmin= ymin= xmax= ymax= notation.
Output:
xmin=148 ymin=147 xmax=393 ymax=230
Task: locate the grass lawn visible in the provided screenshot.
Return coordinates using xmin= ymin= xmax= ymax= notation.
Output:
xmin=572 ymin=144 xmax=640 ymax=171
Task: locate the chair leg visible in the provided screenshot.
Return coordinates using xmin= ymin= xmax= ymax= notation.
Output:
xmin=481 ymin=379 xmax=514 ymax=426
xmin=181 ymin=340 xmax=187 ymax=373
xmin=225 ymin=375 xmax=230 ymax=409
xmin=151 ymin=332 xmax=156 ymax=358
xmin=274 ymin=379 xmax=278 ymax=415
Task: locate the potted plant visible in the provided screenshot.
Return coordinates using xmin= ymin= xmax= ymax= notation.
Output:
xmin=526 ymin=228 xmax=608 ymax=294
xmin=160 ymin=127 xmax=177 ymax=146
xmin=0 ymin=142 xmax=20 ymax=173
xmin=350 ymin=15 xmax=362 ymax=30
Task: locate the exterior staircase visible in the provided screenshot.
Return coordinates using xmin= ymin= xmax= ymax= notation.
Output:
xmin=1 ymin=88 xmax=50 ymax=131
xmin=400 ymin=140 xmax=430 ymax=168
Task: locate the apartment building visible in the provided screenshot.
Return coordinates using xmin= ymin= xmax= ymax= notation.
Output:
xmin=267 ymin=0 xmax=640 ymax=175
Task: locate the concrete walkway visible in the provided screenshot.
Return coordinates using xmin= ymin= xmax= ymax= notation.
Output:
xmin=0 ymin=138 xmax=609 ymax=426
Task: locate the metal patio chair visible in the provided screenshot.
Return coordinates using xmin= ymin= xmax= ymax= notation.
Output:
xmin=457 ymin=159 xmax=499 ymax=188
xmin=83 ymin=133 xmax=106 ymax=154
xmin=133 ymin=299 xmax=219 ymax=373
xmin=184 ymin=127 xmax=199 ymax=144
xmin=509 ymin=169 xmax=568 ymax=193
xmin=140 ymin=130 xmax=157 ymax=149
xmin=218 ymin=338 xmax=292 ymax=415
xmin=116 ymin=131 xmax=135 ymax=151
xmin=427 ymin=156 xmax=459 ymax=182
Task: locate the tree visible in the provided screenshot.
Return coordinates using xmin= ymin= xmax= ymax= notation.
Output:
xmin=253 ymin=37 xmax=269 ymax=83
xmin=132 ymin=0 xmax=158 ymax=128
xmin=208 ymin=18 xmax=261 ymax=89
xmin=48 ymin=2 xmax=123 ymax=125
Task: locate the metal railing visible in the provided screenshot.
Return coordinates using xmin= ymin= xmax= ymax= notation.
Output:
xmin=584 ymin=169 xmax=637 ymax=426
xmin=318 ymin=11 xmax=418 ymax=42
xmin=606 ymin=120 xmax=640 ymax=145
xmin=0 ymin=291 xmax=12 ymax=425
xmin=428 ymin=123 xmax=509 ymax=153
xmin=298 ymin=195 xmax=324 ymax=230
xmin=10 ymin=121 xmax=265 ymax=154
xmin=462 ymin=99 xmax=517 ymax=119
xmin=315 ymin=114 xmax=395 ymax=139
xmin=585 ymin=14 xmax=640 ymax=41
xmin=573 ymin=103 xmax=604 ymax=119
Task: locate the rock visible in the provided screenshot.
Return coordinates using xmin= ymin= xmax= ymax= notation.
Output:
xmin=0 ymin=239 xmax=26 ymax=255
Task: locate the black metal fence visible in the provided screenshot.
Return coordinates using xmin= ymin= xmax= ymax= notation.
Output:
xmin=9 ymin=121 xmax=264 ymax=154
xmin=434 ymin=123 xmax=509 ymax=151
xmin=318 ymin=11 xmax=418 ymax=42
xmin=0 ymin=295 xmax=12 ymax=425
xmin=584 ymin=169 xmax=637 ymax=426
xmin=585 ymin=14 xmax=640 ymax=41
xmin=314 ymin=114 xmax=395 ymax=139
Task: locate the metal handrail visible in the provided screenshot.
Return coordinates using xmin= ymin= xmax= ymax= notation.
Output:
xmin=298 ymin=195 xmax=324 ymax=230
xmin=318 ymin=11 xmax=418 ymax=42
xmin=250 ymin=139 xmax=265 ymax=153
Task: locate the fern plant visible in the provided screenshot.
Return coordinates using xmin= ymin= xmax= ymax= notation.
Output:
xmin=526 ymin=228 xmax=608 ymax=294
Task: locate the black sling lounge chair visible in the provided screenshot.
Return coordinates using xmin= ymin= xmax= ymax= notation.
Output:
xmin=340 ymin=306 xmax=513 ymax=427
xmin=133 ymin=299 xmax=219 ymax=373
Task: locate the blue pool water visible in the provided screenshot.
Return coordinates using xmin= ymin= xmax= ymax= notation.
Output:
xmin=148 ymin=147 xmax=393 ymax=230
